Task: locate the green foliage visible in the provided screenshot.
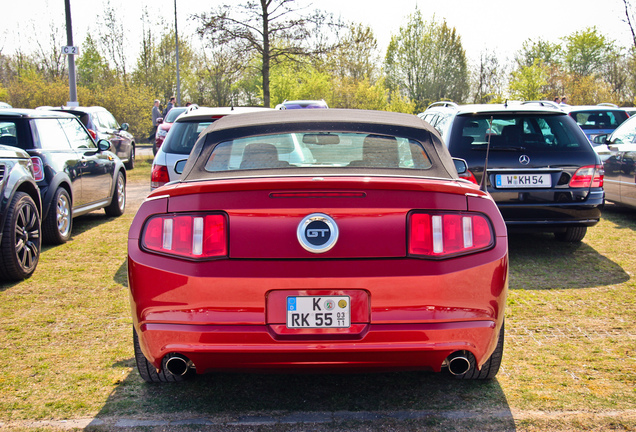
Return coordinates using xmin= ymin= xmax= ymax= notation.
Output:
xmin=385 ymin=11 xmax=469 ymax=112
xmin=564 ymin=27 xmax=612 ymax=77
xmin=509 ymin=60 xmax=549 ymax=101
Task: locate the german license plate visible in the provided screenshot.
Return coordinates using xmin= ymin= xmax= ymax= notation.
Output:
xmin=495 ymin=173 xmax=551 ymax=188
xmin=286 ymin=296 xmax=351 ymax=328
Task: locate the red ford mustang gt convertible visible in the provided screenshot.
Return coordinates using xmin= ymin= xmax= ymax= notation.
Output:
xmin=128 ymin=109 xmax=508 ymax=383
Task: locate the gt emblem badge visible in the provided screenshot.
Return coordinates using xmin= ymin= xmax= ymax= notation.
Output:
xmin=519 ymin=155 xmax=530 ymax=165
xmin=297 ymin=213 xmax=339 ymax=253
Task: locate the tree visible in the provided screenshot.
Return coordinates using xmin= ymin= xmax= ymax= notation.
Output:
xmin=472 ymin=50 xmax=506 ymax=103
xmin=97 ymin=0 xmax=129 ymax=82
xmin=508 ymin=60 xmax=548 ymax=101
xmin=563 ymin=27 xmax=612 ymax=77
xmin=385 ymin=10 xmax=468 ymax=112
xmin=76 ymin=34 xmax=114 ymax=90
xmin=195 ymin=0 xmax=338 ymax=107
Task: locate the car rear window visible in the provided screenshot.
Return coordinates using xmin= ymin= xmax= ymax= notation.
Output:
xmin=203 ymin=132 xmax=433 ymax=172
xmin=450 ymin=114 xmax=587 ymax=153
xmin=569 ymin=110 xmax=628 ymax=130
xmin=164 ymin=107 xmax=187 ymax=123
xmin=163 ymin=121 xmax=215 ymax=155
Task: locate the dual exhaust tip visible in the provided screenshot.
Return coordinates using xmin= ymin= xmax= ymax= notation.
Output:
xmin=165 ymin=352 xmax=471 ymax=377
xmin=445 ymin=351 xmax=471 ymax=376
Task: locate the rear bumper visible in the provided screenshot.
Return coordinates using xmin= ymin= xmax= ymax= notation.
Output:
xmin=496 ymin=191 xmax=604 ymax=229
xmin=137 ymin=320 xmax=499 ymax=373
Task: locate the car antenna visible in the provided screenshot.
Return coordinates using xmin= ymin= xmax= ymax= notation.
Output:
xmin=480 ymin=116 xmax=494 ymax=192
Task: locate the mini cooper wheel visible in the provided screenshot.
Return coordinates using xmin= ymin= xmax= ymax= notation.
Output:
xmin=0 ymin=192 xmax=41 ymax=281
xmin=133 ymin=328 xmax=191 ymax=383
xmin=105 ymin=171 xmax=126 ymax=216
xmin=43 ymin=188 xmax=72 ymax=245
xmin=454 ymin=321 xmax=504 ymax=380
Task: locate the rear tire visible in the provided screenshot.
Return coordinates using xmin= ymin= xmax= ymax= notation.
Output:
xmin=455 ymin=321 xmax=504 ymax=380
xmin=0 ymin=192 xmax=41 ymax=281
xmin=104 ymin=171 xmax=126 ymax=217
xmin=43 ymin=188 xmax=72 ymax=245
xmin=124 ymin=145 xmax=135 ymax=170
xmin=555 ymin=226 xmax=587 ymax=242
xmin=133 ymin=328 xmax=189 ymax=383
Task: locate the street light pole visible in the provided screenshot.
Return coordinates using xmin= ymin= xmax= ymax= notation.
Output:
xmin=174 ymin=0 xmax=181 ymax=106
xmin=64 ymin=0 xmax=78 ymax=106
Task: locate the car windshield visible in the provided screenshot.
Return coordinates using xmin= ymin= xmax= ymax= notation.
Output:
xmin=609 ymin=117 xmax=636 ymax=144
xmin=203 ymin=132 xmax=432 ymax=172
xmin=451 ymin=114 xmax=586 ymax=152
xmin=569 ymin=110 xmax=628 ymax=130
xmin=164 ymin=120 xmax=215 ymax=155
xmin=165 ymin=107 xmax=187 ymax=123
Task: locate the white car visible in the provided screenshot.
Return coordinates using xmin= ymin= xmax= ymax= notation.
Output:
xmin=151 ymin=106 xmax=273 ymax=189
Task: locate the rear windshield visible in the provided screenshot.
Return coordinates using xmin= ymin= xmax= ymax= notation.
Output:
xmin=164 ymin=107 xmax=187 ymax=123
xmin=569 ymin=110 xmax=628 ymax=130
xmin=450 ymin=114 xmax=587 ymax=152
xmin=164 ymin=120 xmax=215 ymax=155
xmin=203 ymin=132 xmax=432 ymax=172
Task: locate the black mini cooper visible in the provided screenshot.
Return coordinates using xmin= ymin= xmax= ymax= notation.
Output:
xmin=0 ymin=109 xmax=126 ymax=244
xmin=420 ymin=102 xmax=604 ymax=242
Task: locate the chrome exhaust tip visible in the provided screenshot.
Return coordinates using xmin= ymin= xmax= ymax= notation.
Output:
xmin=165 ymin=354 xmax=193 ymax=376
xmin=446 ymin=352 xmax=471 ymax=376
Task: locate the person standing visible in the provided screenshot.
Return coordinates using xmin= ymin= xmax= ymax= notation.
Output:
xmin=163 ymin=96 xmax=176 ymax=117
xmin=149 ymin=99 xmax=161 ymax=142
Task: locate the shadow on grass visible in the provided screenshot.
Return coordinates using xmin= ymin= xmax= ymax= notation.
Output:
xmin=508 ymin=231 xmax=629 ymax=290
xmin=95 ymin=364 xmax=516 ymax=429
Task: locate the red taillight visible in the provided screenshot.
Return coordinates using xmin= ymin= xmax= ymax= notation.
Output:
xmin=30 ymin=157 xmax=44 ymax=181
xmin=142 ymin=213 xmax=227 ymax=259
xmin=87 ymin=128 xmax=97 ymax=140
xmin=569 ymin=165 xmax=604 ymax=188
xmin=409 ymin=212 xmax=494 ymax=258
xmin=151 ymin=164 xmax=170 ymax=189
xmin=459 ymin=169 xmax=478 ymax=185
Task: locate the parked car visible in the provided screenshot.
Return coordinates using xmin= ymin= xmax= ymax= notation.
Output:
xmin=420 ymin=102 xmax=604 ymax=242
xmin=562 ymin=104 xmax=629 ymax=142
xmin=154 ymin=106 xmax=188 ymax=155
xmin=0 ymin=109 xmax=126 ymax=244
xmin=0 ymin=144 xmax=41 ymax=281
xmin=39 ymin=106 xmax=136 ymax=170
xmin=151 ymin=106 xmax=274 ymax=189
xmin=128 ymin=109 xmax=508 ymax=383
xmin=592 ymin=115 xmax=636 ymax=208
xmin=275 ymin=99 xmax=328 ymax=109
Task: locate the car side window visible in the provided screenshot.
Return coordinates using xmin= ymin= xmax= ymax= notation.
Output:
xmin=31 ymin=119 xmax=72 ymax=150
xmin=60 ymin=118 xmax=96 ymax=149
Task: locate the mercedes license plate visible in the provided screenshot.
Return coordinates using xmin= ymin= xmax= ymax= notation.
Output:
xmin=286 ymin=296 xmax=351 ymax=328
xmin=495 ymin=173 xmax=551 ymax=188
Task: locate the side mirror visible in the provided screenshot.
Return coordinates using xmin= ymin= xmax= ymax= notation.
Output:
xmin=453 ymin=158 xmax=468 ymax=175
xmin=120 ymin=123 xmax=129 ymax=131
xmin=592 ymin=134 xmax=608 ymax=144
xmin=97 ymin=139 xmax=111 ymax=152
xmin=174 ymin=159 xmax=187 ymax=175
xmin=156 ymin=118 xmax=164 ymax=125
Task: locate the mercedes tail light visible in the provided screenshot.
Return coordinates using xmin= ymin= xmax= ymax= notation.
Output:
xmin=142 ymin=213 xmax=227 ymax=260
xmin=151 ymin=164 xmax=170 ymax=189
xmin=409 ymin=212 xmax=494 ymax=259
xmin=569 ymin=165 xmax=604 ymax=188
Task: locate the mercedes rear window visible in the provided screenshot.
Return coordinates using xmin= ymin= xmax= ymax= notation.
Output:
xmin=450 ymin=114 xmax=587 ymax=152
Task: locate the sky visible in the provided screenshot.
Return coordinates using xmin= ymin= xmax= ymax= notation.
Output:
xmin=2 ymin=0 xmax=635 ymax=65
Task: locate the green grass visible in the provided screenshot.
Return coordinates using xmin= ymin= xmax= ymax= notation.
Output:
xmin=0 ymin=161 xmax=634 ymax=430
